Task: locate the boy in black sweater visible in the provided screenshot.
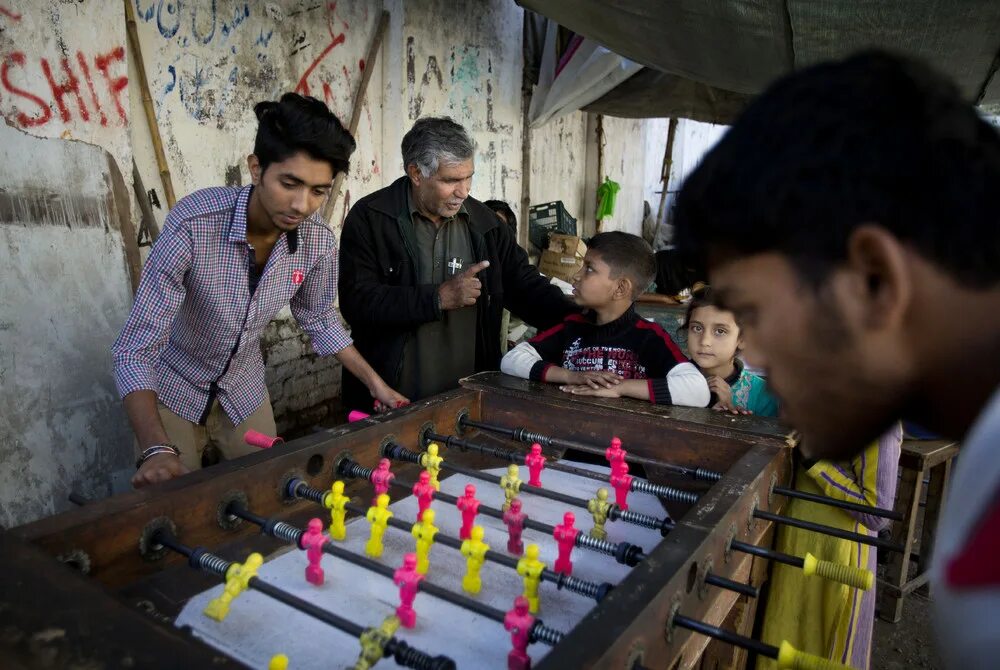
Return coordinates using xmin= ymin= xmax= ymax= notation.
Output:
xmin=501 ymin=232 xmax=709 ymax=406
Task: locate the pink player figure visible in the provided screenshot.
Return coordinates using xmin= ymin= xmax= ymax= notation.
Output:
xmin=392 ymin=553 xmax=424 ymax=629
xmin=456 ymin=484 xmax=481 ymax=540
xmin=609 ymin=459 xmax=633 ymax=511
xmin=412 ymin=470 xmax=436 ymax=522
xmin=605 ymin=436 xmax=625 ymax=468
xmin=370 ymin=457 xmax=395 ymax=506
xmin=503 ymin=498 xmax=527 ymax=555
xmin=504 ymin=595 xmax=535 ymax=670
xmin=301 ymin=518 xmax=328 ymax=585
xmin=553 ymin=511 xmax=579 ymax=575
xmin=524 ymin=443 xmax=545 ymax=487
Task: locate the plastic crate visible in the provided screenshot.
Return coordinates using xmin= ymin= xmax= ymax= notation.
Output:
xmin=528 ymin=201 xmax=577 ymax=252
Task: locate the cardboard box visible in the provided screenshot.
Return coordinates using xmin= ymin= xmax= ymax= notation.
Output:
xmin=538 ymin=234 xmax=586 ymax=282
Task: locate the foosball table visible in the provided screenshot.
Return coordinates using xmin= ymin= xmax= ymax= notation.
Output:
xmin=4 ymin=373 xmax=882 ymax=670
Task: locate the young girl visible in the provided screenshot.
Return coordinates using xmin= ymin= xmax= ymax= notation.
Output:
xmin=682 ymin=287 xmax=779 ymax=417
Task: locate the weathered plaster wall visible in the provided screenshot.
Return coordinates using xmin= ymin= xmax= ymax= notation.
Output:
xmin=529 ymin=110 xmax=588 ymax=230
xmin=0 ymin=123 xmax=135 ymax=527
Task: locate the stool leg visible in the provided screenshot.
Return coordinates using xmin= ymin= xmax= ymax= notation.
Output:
xmin=916 ymin=459 xmax=950 ymax=596
xmin=879 ymin=466 xmax=923 ymax=623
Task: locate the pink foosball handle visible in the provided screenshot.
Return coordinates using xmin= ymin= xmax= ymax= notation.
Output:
xmin=348 ymin=410 xmax=371 ymax=423
xmin=244 ymin=430 xmax=284 ymax=449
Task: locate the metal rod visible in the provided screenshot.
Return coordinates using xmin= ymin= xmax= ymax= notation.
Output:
xmin=773 ymin=486 xmax=903 ymax=521
xmin=153 ymin=530 xmax=461 ymax=669
xmin=229 ymin=503 xmax=565 ymax=647
xmin=336 ymin=460 xmax=647 ymax=566
xmin=753 ymin=509 xmax=904 ymax=552
xmin=425 ymin=431 xmax=700 ymax=505
xmin=387 ymin=442 xmax=673 ymax=534
xmin=340 ymin=501 xmax=613 ymax=604
xmin=673 ymin=614 xmax=778 ymax=658
xmin=458 ymin=417 xmax=723 ymax=481
xmin=730 ymin=540 xmax=803 ymax=569
xmin=703 ymin=573 xmax=759 ymax=599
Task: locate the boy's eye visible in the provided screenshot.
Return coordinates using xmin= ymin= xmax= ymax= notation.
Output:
xmin=715 ymin=328 xmax=728 ymax=336
xmin=690 ymin=324 xmax=703 ymax=333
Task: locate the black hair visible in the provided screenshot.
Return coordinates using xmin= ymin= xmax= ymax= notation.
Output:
xmin=679 ymin=285 xmax=743 ymax=356
xmin=587 ymin=231 xmax=656 ymax=298
xmin=675 ymin=50 xmax=1000 ymax=288
xmin=253 ymin=93 xmax=356 ymax=176
xmin=483 ymin=199 xmax=517 ymax=232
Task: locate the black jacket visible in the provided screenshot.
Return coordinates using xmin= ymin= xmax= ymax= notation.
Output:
xmin=338 ymin=176 xmax=575 ymax=410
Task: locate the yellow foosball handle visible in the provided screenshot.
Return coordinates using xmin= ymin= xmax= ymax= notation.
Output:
xmin=801 ymin=552 xmax=873 ymax=591
xmin=778 ymin=641 xmax=855 ymax=670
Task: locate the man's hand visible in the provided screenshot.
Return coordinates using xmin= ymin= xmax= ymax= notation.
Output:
xmin=559 ymin=383 xmax=623 ymax=398
xmin=564 ymin=369 xmax=624 ymax=388
xmin=438 ymin=261 xmax=490 ymax=310
xmin=371 ymin=382 xmax=410 ymax=413
xmin=132 ymin=453 xmax=189 ymax=488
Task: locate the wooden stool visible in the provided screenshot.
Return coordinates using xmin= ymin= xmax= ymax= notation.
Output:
xmin=878 ymin=439 xmax=959 ymax=622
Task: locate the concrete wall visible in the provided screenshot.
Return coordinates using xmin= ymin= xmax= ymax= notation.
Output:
xmin=0 ymin=0 xmax=677 ymax=525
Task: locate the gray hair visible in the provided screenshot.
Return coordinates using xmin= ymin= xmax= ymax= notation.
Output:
xmin=401 ymin=117 xmax=476 ymax=177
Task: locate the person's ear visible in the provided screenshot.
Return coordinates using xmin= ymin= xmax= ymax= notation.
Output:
xmin=843 ymin=224 xmax=912 ymax=331
xmin=616 ymin=277 xmax=633 ymax=300
xmin=406 ymin=164 xmax=422 ymax=188
xmin=247 ymin=155 xmax=261 ymax=186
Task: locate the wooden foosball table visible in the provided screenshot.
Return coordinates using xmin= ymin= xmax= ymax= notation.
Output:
xmin=5 ymin=373 xmax=879 ymax=670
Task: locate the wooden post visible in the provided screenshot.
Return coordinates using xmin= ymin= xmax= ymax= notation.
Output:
xmin=321 ymin=10 xmax=390 ymax=224
xmin=656 ymin=118 xmax=679 ymax=228
xmin=123 ymin=0 xmax=177 ymax=209
xmin=594 ymin=114 xmax=604 ymax=233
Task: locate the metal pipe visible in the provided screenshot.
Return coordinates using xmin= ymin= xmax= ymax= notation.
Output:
xmin=703 ymin=573 xmax=759 ymax=599
xmin=772 ymin=486 xmax=903 ymax=521
xmin=673 ymin=614 xmax=776 ymax=658
xmin=458 ymin=416 xmax=723 ymax=482
xmin=753 ymin=509 xmax=904 ymax=552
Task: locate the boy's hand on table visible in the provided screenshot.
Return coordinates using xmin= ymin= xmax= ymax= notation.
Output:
xmin=564 ymin=369 xmax=623 ymax=388
xmin=559 ymin=383 xmax=622 ymax=398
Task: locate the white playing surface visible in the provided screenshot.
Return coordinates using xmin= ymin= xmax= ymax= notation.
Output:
xmin=175 ymin=462 xmax=668 ymax=669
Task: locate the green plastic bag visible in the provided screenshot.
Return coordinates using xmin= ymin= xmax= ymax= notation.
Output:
xmin=596 ymin=177 xmax=620 ymax=220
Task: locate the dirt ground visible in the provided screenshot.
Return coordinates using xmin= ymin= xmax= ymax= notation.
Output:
xmin=872 ymin=589 xmax=942 ymax=669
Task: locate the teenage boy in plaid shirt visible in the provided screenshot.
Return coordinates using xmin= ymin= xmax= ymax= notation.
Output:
xmin=114 ymin=94 xmax=406 ymax=488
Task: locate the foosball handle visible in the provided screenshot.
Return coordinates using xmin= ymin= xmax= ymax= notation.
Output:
xmin=777 ymin=641 xmax=854 ymax=670
xmin=348 ymin=410 xmax=371 ymax=423
xmin=802 ymin=552 xmax=874 ymax=591
xmin=245 ymin=430 xmax=284 ymax=449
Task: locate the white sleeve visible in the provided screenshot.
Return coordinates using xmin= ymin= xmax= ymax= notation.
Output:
xmin=500 ymin=341 xmax=542 ymax=379
xmin=666 ymin=362 xmax=711 ymax=407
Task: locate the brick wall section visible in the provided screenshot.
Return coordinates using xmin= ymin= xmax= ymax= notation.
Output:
xmin=262 ymin=313 xmax=344 ymax=436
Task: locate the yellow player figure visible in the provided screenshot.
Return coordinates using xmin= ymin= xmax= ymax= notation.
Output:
xmin=411 ymin=508 xmax=439 ymax=574
xmin=204 ymin=552 xmax=263 ymax=621
xmin=420 ymin=442 xmax=443 ymax=490
xmin=323 ymin=480 xmax=349 ymax=541
xmin=499 ymin=463 xmax=523 ymax=512
xmin=268 ymin=654 xmax=289 ymax=670
xmin=354 ymin=615 xmax=401 ymax=670
xmin=587 ymin=487 xmax=613 ymax=540
xmin=516 ymin=543 xmax=545 ymax=613
xmin=460 ymin=525 xmax=490 ymax=595
xmin=365 ymin=494 xmax=393 ymax=558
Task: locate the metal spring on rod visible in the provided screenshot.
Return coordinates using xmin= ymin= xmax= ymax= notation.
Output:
xmin=340 ymin=460 xmax=374 ymax=481
xmin=291 ymin=479 xmax=326 ymax=504
xmin=559 ymin=575 xmax=602 ymax=599
xmin=383 ymin=443 xmax=421 ymax=464
xmin=631 ymin=478 xmax=699 ymax=504
xmin=387 ymin=640 xmax=440 ymax=670
xmin=530 ymin=622 xmax=564 ymax=646
xmin=196 ymin=551 xmax=231 ymax=577
xmin=512 ymin=428 xmax=550 ymax=446
xmin=271 ymin=521 xmax=303 ymax=545
xmin=575 ymin=533 xmax=618 ymax=557
xmin=615 ymin=508 xmax=671 ymax=533
xmin=695 ymin=467 xmax=723 ymax=482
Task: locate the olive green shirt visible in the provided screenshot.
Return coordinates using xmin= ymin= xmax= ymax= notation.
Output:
xmin=397 ymin=188 xmax=478 ymax=400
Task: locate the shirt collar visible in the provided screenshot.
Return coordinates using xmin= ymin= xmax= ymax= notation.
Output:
xmin=230 ymin=185 xmax=299 ymax=254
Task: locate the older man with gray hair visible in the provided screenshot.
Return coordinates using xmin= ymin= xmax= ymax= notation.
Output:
xmin=339 ymin=117 xmax=574 ymax=410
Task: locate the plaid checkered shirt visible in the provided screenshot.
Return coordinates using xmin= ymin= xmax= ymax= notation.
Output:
xmin=112 ymin=185 xmax=352 ymax=425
